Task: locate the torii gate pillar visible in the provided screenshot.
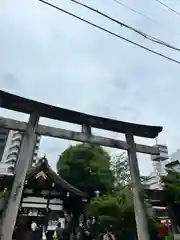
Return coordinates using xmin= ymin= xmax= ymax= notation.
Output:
xmin=0 ymin=113 xmax=39 ymax=240
xmin=126 ymin=132 xmax=150 ymax=240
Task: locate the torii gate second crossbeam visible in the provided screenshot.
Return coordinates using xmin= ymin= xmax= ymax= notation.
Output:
xmin=0 ymin=90 xmax=162 ymax=240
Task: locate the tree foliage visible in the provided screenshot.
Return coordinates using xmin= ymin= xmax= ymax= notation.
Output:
xmin=57 ymin=144 xmax=114 ymax=195
xmin=56 ymin=144 xmax=161 ymax=239
xmin=87 ymin=187 xmax=159 ymax=239
xmin=87 ymin=187 xmax=135 ymax=238
xmin=161 ymin=170 xmax=180 ymax=229
xmin=111 ymin=152 xmax=131 ymax=187
xmin=162 ymin=169 xmax=180 ymax=202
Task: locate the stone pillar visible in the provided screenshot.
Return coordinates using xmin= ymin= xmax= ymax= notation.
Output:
xmin=81 ymin=124 xmax=91 ymax=136
xmin=126 ymin=132 xmax=150 ymax=240
xmin=0 ymin=113 xmax=39 ymax=240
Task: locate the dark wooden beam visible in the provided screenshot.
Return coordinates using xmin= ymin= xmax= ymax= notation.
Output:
xmin=0 ymin=90 xmax=162 ymax=138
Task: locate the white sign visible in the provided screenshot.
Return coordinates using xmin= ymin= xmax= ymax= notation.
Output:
xmin=47 ymin=218 xmax=65 ymax=231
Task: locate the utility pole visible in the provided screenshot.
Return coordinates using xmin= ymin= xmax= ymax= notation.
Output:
xmin=0 ymin=113 xmax=39 ymax=240
xmin=126 ymin=132 xmax=150 ymax=240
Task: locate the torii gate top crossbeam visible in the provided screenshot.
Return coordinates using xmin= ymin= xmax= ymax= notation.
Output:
xmin=0 ymin=90 xmax=162 ymax=138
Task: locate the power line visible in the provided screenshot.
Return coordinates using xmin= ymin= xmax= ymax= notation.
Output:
xmin=69 ymin=0 xmax=180 ymax=51
xmin=112 ymin=0 xmax=180 ymax=36
xmin=156 ymin=0 xmax=180 ymax=17
xmin=111 ymin=0 xmax=167 ymax=28
xmin=39 ymin=0 xmax=180 ymax=65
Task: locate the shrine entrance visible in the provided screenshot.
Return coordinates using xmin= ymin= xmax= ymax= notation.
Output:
xmin=13 ymin=157 xmax=88 ymax=240
xmin=0 ymin=90 xmax=162 ymax=240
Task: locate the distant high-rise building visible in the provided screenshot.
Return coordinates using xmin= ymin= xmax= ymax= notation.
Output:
xmin=151 ymin=144 xmax=169 ymax=176
xmin=1 ymin=130 xmax=41 ymax=170
xmin=141 ymin=144 xmax=169 ymax=190
xmin=143 ymin=146 xmax=180 ymax=221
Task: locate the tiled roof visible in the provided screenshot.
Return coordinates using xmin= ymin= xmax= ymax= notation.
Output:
xmin=27 ymin=157 xmax=88 ymax=198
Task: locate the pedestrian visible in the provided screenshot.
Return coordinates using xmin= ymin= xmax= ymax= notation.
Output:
xmin=42 ymin=226 xmax=47 ymax=240
xmin=103 ymin=229 xmax=116 ymax=240
xmin=31 ymin=221 xmax=37 ymax=232
xmin=55 ymin=222 xmax=64 ymax=240
xmin=83 ymin=218 xmax=94 ymax=240
xmin=29 ymin=221 xmax=42 ymax=240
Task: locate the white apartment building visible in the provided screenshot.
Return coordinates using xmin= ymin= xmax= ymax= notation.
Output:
xmin=142 ymin=147 xmax=180 ymax=221
xmin=142 ymin=173 xmax=163 ymax=190
xmin=0 ymin=130 xmax=41 ymax=171
xmin=151 ymin=144 xmax=169 ymax=175
xmin=141 ymin=144 xmax=169 ymax=220
xmin=143 ymin=144 xmax=169 ymax=190
xmin=143 ymin=146 xmax=180 ymax=190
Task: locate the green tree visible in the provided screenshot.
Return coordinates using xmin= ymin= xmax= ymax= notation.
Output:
xmin=88 ymin=187 xmax=135 ymax=239
xmin=162 ymin=170 xmax=180 ymax=228
xmin=162 ymin=169 xmax=180 ymax=202
xmin=57 ymin=144 xmax=114 ymax=195
xmin=111 ymin=152 xmax=131 ymax=187
xmin=88 ymin=187 xmax=159 ymax=240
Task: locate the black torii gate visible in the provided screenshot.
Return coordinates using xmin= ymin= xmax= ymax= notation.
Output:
xmin=0 ymin=90 xmax=162 ymax=240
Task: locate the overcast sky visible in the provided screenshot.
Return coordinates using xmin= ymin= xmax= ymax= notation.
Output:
xmin=1 ymin=0 xmax=180 ymax=175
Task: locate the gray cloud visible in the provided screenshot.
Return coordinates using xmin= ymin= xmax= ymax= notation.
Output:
xmin=1 ymin=74 xmax=20 ymax=89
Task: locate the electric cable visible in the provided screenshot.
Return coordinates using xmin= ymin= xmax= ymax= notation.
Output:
xmin=39 ymin=0 xmax=180 ymax=65
xmin=111 ymin=0 xmax=168 ymax=28
xmin=112 ymin=0 xmax=180 ymax=35
xmin=156 ymin=0 xmax=180 ymax=17
xmin=69 ymin=0 xmax=180 ymax=51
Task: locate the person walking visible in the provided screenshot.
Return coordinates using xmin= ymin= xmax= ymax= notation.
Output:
xmin=29 ymin=221 xmax=42 ymax=240
xmin=103 ymin=229 xmax=116 ymax=240
xmin=55 ymin=222 xmax=64 ymax=240
xmin=82 ymin=218 xmax=93 ymax=240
